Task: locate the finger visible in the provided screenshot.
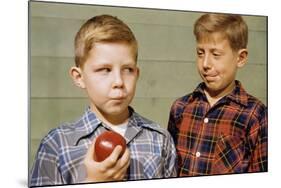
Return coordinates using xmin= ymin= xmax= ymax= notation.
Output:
xmin=110 ymin=148 xmax=130 ymax=180
xmin=114 ymin=146 xmax=130 ymax=168
xmin=105 ymin=154 xmax=130 ymax=181
xmin=85 ymin=139 xmax=96 ymax=162
xmin=116 ymin=147 xmax=130 ymax=167
xmin=103 ymin=145 xmax=123 ymax=168
xmin=120 ymin=147 xmax=130 ymax=163
xmin=113 ymin=156 xmax=130 ymax=180
xmin=119 ymin=149 xmax=130 ymax=171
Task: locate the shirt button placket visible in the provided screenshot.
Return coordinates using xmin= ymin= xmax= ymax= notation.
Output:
xmin=194 ymin=118 xmax=208 ymax=159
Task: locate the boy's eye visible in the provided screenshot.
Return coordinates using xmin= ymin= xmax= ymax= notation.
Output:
xmin=197 ymin=51 xmax=204 ymax=57
xmin=213 ymin=53 xmax=221 ymax=57
xmin=123 ymin=67 xmax=135 ymax=73
xmin=95 ymin=68 xmax=111 ymax=73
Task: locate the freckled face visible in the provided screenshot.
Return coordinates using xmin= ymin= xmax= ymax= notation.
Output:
xmin=81 ymin=42 xmax=139 ymax=122
xmin=196 ymin=33 xmax=240 ymax=97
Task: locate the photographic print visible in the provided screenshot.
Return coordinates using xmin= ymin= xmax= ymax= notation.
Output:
xmin=29 ymin=1 xmax=267 ymax=187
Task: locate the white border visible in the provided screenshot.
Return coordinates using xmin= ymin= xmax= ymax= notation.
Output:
xmin=1 ymin=0 xmax=279 ymax=188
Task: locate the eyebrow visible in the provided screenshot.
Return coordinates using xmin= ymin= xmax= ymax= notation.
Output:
xmin=196 ymin=46 xmax=223 ymax=52
xmin=92 ymin=61 xmax=136 ymax=67
xmin=91 ymin=62 xmax=112 ymax=67
xmin=121 ymin=62 xmax=137 ymax=66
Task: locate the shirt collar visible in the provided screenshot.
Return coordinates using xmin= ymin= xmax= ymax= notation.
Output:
xmin=227 ymin=80 xmax=248 ymax=106
xmin=192 ymin=80 xmax=248 ymax=107
xmin=72 ymin=106 xmax=164 ymax=146
xmin=72 ymin=107 xmax=102 ymax=146
xmin=125 ymin=107 xmax=166 ymax=144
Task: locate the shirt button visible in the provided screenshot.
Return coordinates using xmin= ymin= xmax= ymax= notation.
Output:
xmin=204 ymin=118 xmax=209 ymax=124
xmin=196 ymin=151 xmax=201 ymax=158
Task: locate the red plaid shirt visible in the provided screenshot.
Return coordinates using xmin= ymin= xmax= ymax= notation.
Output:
xmin=168 ymin=80 xmax=267 ymax=176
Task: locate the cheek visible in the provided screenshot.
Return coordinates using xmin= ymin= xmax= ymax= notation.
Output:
xmin=125 ymin=77 xmax=138 ymax=90
xmin=197 ymin=63 xmax=204 ymax=74
xmin=85 ymin=78 xmax=109 ymax=94
xmin=219 ymin=59 xmax=237 ymax=73
xmin=196 ymin=60 xmax=204 ymax=69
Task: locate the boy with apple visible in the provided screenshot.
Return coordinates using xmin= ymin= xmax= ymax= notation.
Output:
xmin=30 ymin=14 xmax=177 ymax=187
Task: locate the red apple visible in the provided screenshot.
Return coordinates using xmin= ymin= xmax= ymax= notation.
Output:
xmin=94 ymin=131 xmax=126 ymax=162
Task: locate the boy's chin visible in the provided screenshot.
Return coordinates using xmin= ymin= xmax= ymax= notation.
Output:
xmin=204 ymin=82 xmax=217 ymax=90
xmin=104 ymin=106 xmax=129 ymax=116
xmin=204 ymin=82 xmax=221 ymax=93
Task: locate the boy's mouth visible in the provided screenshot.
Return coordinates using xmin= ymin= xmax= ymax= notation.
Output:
xmin=110 ymin=94 xmax=127 ymax=101
xmin=111 ymin=97 xmax=126 ymax=100
xmin=111 ymin=90 xmax=127 ymax=100
xmin=203 ymin=74 xmax=218 ymax=82
xmin=109 ymin=97 xmax=127 ymax=105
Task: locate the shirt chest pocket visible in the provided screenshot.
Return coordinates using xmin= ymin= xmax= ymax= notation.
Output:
xmin=212 ymin=134 xmax=246 ymax=174
xmin=130 ymin=153 xmax=163 ymax=179
xmin=141 ymin=153 xmax=163 ymax=178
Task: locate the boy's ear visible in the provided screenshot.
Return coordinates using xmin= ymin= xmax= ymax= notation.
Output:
xmin=136 ymin=67 xmax=140 ymax=80
xmin=69 ymin=66 xmax=86 ymax=89
xmin=237 ymin=49 xmax=248 ymax=68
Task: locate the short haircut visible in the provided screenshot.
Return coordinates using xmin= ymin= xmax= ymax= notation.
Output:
xmin=74 ymin=14 xmax=138 ymax=68
xmin=194 ymin=13 xmax=248 ymax=51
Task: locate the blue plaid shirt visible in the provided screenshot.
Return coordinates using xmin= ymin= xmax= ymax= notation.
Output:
xmin=30 ymin=107 xmax=177 ymax=187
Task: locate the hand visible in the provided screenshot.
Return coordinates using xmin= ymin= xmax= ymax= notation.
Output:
xmin=84 ymin=139 xmax=130 ymax=182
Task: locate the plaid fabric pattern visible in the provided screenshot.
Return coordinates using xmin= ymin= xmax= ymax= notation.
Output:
xmin=168 ymin=80 xmax=267 ymax=176
xmin=30 ymin=107 xmax=177 ymax=187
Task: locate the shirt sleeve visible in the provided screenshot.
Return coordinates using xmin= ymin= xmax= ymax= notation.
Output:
xmin=248 ymin=105 xmax=268 ymax=172
xmin=29 ymin=138 xmax=63 ymax=186
xmin=167 ymin=100 xmax=180 ymax=146
xmin=163 ymin=131 xmax=178 ymax=177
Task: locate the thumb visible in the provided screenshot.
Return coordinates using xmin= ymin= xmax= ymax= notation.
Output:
xmin=85 ymin=139 xmax=96 ymax=162
xmin=103 ymin=145 xmax=123 ymax=168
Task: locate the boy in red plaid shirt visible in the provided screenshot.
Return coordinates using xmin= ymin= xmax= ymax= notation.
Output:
xmin=168 ymin=13 xmax=267 ymax=176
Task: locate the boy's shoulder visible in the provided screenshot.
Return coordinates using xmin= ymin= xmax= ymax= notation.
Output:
xmin=39 ymin=122 xmax=78 ymax=147
xmin=174 ymin=93 xmax=194 ymax=106
xmin=171 ymin=83 xmax=205 ymax=109
xmin=40 ymin=111 xmax=92 ymax=148
xmin=229 ymin=86 xmax=268 ymax=123
xmin=230 ymin=81 xmax=267 ymax=112
xmin=245 ymin=92 xmax=266 ymax=107
xmin=169 ymin=92 xmax=195 ymax=118
xmin=243 ymin=91 xmax=267 ymax=117
xmin=48 ymin=107 xmax=106 ymax=143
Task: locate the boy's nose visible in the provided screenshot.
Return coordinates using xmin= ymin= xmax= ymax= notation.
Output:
xmin=202 ymin=55 xmax=212 ymax=69
xmin=112 ymin=71 xmax=124 ymax=88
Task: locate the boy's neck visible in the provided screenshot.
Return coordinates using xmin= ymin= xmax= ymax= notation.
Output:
xmin=204 ymin=81 xmax=236 ymax=107
xmin=204 ymin=91 xmax=222 ymax=107
xmin=90 ymin=105 xmax=130 ymax=126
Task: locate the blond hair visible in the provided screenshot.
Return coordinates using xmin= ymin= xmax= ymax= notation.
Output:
xmin=74 ymin=14 xmax=138 ymax=68
xmin=194 ymin=13 xmax=248 ymax=51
